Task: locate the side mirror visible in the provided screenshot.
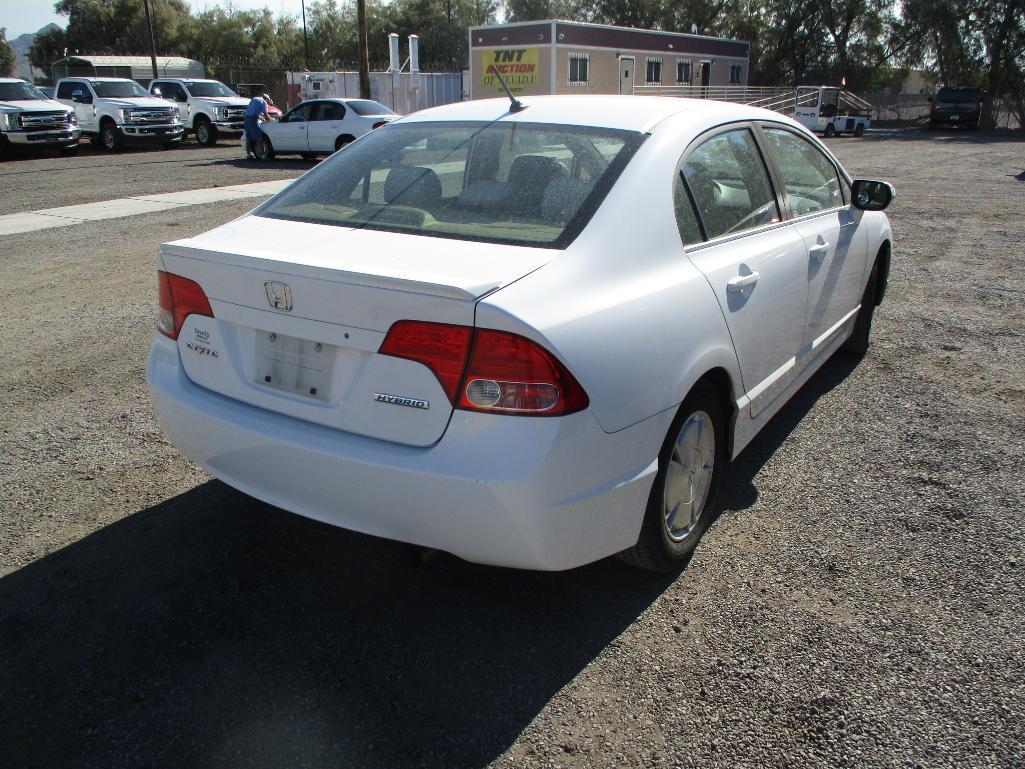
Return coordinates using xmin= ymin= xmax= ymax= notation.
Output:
xmin=71 ymin=90 xmax=90 ymax=104
xmin=177 ymin=93 xmax=188 ymax=103
xmin=152 ymin=87 xmax=162 ymax=96
xmin=852 ymin=179 xmax=894 ymax=211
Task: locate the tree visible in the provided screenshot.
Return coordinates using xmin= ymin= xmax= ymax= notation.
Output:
xmin=0 ymin=28 xmax=15 ymax=77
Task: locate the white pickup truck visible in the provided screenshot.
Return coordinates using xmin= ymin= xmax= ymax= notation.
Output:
xmin=149 ymin=78 xmax=250 ymax=146
xmin=0 ymin=78 xmax=80 ymax=159
xmin=55 ymin=77 xmax=184 ymax=152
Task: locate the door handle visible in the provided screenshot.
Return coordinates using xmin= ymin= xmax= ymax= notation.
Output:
xmin=809 ymin=242 xmax=830 ymax=260
xmin=727 ymin=271 xmax=760 ymax=293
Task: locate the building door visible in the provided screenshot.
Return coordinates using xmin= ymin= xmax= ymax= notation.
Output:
xmin=700 ymin=61 xmax=711 ymax=88
xmin=619 ymin=57 xmax=635 ymax=95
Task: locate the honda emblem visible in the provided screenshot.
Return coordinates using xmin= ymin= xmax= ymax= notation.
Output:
xmin=264 ymin=281 xmax=293 ymax=312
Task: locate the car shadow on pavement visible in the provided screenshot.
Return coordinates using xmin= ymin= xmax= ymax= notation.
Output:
xmin=212 ymin=157 xmax=317 ymax=171
xmin=718 ymin=352 xmax=863 ymax=513
xmin=0 ymin=480 xmax=675 ymax=769
xmin=0 ymin=352 xmax=863 ymax=769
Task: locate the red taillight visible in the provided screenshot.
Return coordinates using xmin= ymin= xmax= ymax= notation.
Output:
xmin=458 ymin=329 xmax=589 ymax=415
xmin=157 ymin=270 xmax=214 ymax=339
xmin=378 ymin=321 xmax=473 ymax=403
xmin=372 ymin=121 xmax=387 ymax=129
xmin=378 ymin=321 xmax=588 ymax=416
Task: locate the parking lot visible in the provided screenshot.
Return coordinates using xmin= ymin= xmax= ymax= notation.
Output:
xmin=1 ymin=128 xmax=1023 ymax=768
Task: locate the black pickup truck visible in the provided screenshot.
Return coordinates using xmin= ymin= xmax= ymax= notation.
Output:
xmin=928 ymin=86 xmax=982 ymax=129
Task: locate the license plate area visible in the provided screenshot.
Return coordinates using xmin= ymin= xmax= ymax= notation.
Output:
xmin=257 ymin=331 xmax=332 ymax=401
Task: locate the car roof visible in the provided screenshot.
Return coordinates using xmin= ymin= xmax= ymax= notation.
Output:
xmin=63 ymin=77 xmax=135 ymax=83
xmin=400 ymin=95 xmax=795 ymax=133
xmin=0 ymin=77 xmax=29 ymax=84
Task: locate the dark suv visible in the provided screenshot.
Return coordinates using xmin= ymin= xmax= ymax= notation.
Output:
xmin=928 ymin=86 xmax=981 ymax=129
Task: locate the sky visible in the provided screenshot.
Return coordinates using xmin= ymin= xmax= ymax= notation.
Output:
xmin=2 ymin=0 xmax=309 ymax=39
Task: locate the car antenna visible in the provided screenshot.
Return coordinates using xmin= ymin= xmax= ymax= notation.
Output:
xmin=488 ymin=65 xmax=526 ymax=113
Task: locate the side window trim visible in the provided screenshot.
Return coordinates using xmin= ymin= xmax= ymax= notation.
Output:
xmin=754 ymin=121 xmax=852 ymax=218
xmin=674 ymin=120 xmax=786 ymax=249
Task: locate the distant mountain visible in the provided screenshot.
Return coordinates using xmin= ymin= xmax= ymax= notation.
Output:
xmin=9 ymin=24 xmax=60 ymax=82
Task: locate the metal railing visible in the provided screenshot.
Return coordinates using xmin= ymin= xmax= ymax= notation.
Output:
xmin=634 ymin=85 xmax=793 ymax=103
xmin=634 ymin=84 xmax=875 ymax=118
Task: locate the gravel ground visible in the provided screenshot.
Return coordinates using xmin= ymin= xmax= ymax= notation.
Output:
xmin=1 ymin=139 xmax=307 ymax=215
xmin=1 ymin=128 xmax=1023 ymax=769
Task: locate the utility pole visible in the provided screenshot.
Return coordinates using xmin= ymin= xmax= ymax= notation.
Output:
xmin=301 ymin=0 xmax=310 ymax=70
xmin=142 ymin=0 xmax=158 ymax=81
xmin=357 ymin=0 xmax=370 ymax=99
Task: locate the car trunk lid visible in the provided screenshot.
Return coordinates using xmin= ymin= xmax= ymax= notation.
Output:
xmin=159 ymin=214 xmax=556 ymax=446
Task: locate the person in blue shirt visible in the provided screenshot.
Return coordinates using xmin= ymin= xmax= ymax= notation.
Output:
xmin=243 ymin=93 xmax=273 ymax=159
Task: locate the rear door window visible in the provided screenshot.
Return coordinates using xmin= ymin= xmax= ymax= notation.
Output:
xmin=680 ymin=128 xmax=779 ymax=240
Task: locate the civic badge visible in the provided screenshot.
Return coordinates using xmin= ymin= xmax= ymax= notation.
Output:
xmin=264 ymin=281 xmax=292 ymax=312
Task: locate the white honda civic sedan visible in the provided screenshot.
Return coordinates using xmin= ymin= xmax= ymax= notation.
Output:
xmin=255 ymin=97 xmax=396 ymax=159
xmin=147 ymin=96 xmax=893 ymax=572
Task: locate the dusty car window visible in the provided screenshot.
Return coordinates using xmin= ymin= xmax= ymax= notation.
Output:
xmin=682 ymin=128 xmax=779 ymax=240
xmin=762 ymin=127 xmax=843 ymax=216
xmin=256 ymin=121 xmax=643 ymax=248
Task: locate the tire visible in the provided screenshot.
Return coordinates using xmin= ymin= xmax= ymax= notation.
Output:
xmin=194 ymin=118 xmax=218 ymax=146
xmin=254 ymin=136 xmax=274 ymax=161
xmin=335 ymin=134 xmax=355 ymax=152
xmin=824 ymin=123 xmax=836 ymax=137
xmin=99 ymin=122 xmax=123 ymax=152
xmin=841 ymin=261 xmax=879 ymax=356
xmin=618 ymin=383 xmax=725 ymax=572
xmin=853 ymin=123 xmax=865 ymax=137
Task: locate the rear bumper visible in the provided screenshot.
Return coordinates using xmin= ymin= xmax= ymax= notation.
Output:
xmin=146 ymin=333 xmax=667 ymax=570
xmin=930 ymin=111 xmax=979 ymax=125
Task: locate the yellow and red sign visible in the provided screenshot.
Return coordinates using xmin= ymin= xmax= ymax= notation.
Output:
xmin=480 ymin=48 xmax=541 ymax=94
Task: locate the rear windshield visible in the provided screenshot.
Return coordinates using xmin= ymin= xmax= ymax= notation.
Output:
xmin=91 ymin=81 xmax=149 ymax=98
xmin=936 ymin=87 xmax=978 ymax=101
xmin=346 ymin=99 xmax=396 ymax=116
xmin=256 ymin=121 xmax=644 ymax=248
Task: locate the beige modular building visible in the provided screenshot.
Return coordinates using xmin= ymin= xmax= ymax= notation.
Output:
xmin=468 ymin=20 xmax=750 ymax=100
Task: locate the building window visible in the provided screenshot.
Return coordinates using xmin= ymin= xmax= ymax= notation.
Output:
xmin=646 ymin=58 xmax=663 ymax=84
xmin=730 ymin=64 xmax=743 ymax=84
xmin=676 ymin=60 xmax=692 ymax=84
xmin=568 ymin=53 xmax=589 ymax=84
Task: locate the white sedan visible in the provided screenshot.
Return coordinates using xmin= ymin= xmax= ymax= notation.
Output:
xmin=147 ymin=96 xmax=894 ymax=572
xmin=255 ymin=97 xmax=396 ymax=159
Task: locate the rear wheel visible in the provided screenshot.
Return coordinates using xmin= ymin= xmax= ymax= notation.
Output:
xmin=335 ymin=134 xmax=355 ymax=152
xmin=254 ymin=136 xmax=274 ymax=161
xmin=841 ymin=261 xmax=879 ymax=356
xmin=195 ymin=118 xmax=218 ymax=146
xmin=853 ymin=123 xmax=865 ymax=137
xmin=100 ymin=121 xmax=123 ymax=152
xmin=824 ymin=123 xmax=836 ymax=138
xmin=618 ymin=383 xmax=725 ymax=572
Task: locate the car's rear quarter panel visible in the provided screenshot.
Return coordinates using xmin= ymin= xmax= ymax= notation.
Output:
xmin=479 ymin=116 xmax=743 ymax=436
